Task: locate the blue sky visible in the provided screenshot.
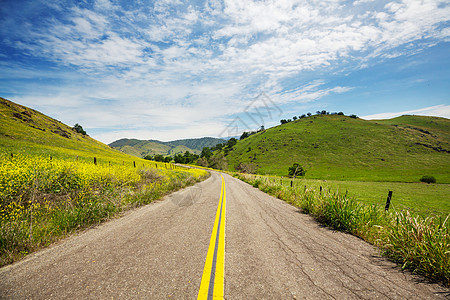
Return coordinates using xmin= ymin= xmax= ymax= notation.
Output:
xmin=1 ymin=0 xmax=449 ymax=143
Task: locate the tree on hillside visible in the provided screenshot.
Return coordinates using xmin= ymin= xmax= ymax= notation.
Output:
xmin=201 ymin=147 xmax=212 ymax=158
xmin=174 ymin=153 xmax=185 ymax=164
xmin=307 ymin=112 xmax=312 ymax=117
xmin=73 ymin=123 xmax=87 ymax=135
xmin=212 ymin=143 xmax=224 ymax=151
xmin=226 ymin=138 xmax=237 ymax=148
xmin=183 ymin=151 xmax=199 ymax=164
xmin=240 ymin=131 xmax=250 ymax=140
xmin=208 ymin=152 xmax=228 ymax=170
xmin=288 ymin=163 xmax=306 ymax=178
xmin=154 ymin=154 xmax=165 ymax=162
xmin=197 ymin=156 xmax=208 ymax=167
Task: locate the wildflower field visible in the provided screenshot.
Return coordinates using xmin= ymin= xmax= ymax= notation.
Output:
xmin=0 ymin=152 xmax=209 ymax=266
xmin=235 ymin=173 xmax=450 ymax=285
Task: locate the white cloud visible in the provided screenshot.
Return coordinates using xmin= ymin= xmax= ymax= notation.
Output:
xmin=354 ymin=0 xmax=376 ymax=5
xmin=2 ymin=0 xmax=449 ymax=142
xmin=361 ymin=105 xmax=450 ymax=120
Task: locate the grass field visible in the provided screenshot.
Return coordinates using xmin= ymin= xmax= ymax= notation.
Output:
xmin=275 ymin=177 xmax=450 ymax=217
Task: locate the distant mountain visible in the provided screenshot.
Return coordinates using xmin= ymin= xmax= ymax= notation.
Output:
xmin=109 ymin=137 xmax=226 ymax=158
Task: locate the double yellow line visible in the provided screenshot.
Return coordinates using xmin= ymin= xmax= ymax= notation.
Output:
xmin=198 ymin=175 xmax=226 ymax=299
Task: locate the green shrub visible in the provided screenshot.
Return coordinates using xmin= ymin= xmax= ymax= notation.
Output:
xmin=72 ymin=123 xmax=86 ymax=135
xmin=420 ymin=175 xmax=436 ymax=184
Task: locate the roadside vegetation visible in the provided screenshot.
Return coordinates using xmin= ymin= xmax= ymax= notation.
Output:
xmin=284 ymin=177 xmax=450 ymax=217
xmin=0 ymin=98 xmax=209 ymax=266
xmin=235 ymin=173 xmax=449 ymax=285
xmin=0 ymin=153 xmax=208 ymax=266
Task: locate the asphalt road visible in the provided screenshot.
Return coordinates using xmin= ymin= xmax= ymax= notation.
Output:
xmin=1 ymin=172 xmax=448 ymax=299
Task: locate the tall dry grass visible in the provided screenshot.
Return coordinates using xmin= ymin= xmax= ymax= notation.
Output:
xmin=236 ymin=173 xmax=449 ymax=285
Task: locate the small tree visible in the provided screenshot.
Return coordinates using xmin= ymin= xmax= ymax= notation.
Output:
xmin=226 ymin=138 xmax=237 ymax=149
xmin=174 ymin=154 xmax=185 ymax=164
xmin=73 ymin=123 xmax=86 ymax=135
xmin=240 ymin=131 xmax=249 ymax=140
xmin=201 ymin=147 xmax=212 ymax=158
xmin=197 ymin=156 xmax=208 ymax=167
xmin=154 ymin=154 xmax=165 ymax=162
xmin=212 ymin=143 xmax=223 ymax=151
xmin=143 ymin=154 xmax=153 ymax=161
xmin=288 ymin=163 xmax=306 ymax=178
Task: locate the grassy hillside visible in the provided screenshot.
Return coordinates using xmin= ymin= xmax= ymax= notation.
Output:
xmin=109 ymin=137 xmax=226 ymax=158
xmin=110 ymin=139 xmax=172 ymax=157
xmin=373 ymin=115 xmax=450 ymax=144
xmin=224 ymin=114 xmax=450 ymax=183
xmin=0 ymin=97 xmax=209 ymax=266
xmin=0 ymin=97 xmax=136 ymax=163
xmin=168 ymin=137 xmax=226 ymax=151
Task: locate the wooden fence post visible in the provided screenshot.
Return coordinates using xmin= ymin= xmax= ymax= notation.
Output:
xmin=385 ymin=191 xmax=393 ymax=211
xmin=94 ymin=157 xmax=97 ymax=165
xmin=133 ymin=161 xmax=136 ymax=168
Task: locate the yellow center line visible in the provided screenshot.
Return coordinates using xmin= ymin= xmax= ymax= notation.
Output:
xmin=198 ymin=175 xmax=226 ymax=300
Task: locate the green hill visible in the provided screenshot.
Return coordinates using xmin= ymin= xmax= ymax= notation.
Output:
xmin=109 ymin=137 xmax=226 ymax=158
xmin=0 ymin=97 xmax=209 ymax=266
xmin=222 ymin=114 xmax=450 ymax=183
xmin=0 ymin=97 xmax=134 ymax=162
